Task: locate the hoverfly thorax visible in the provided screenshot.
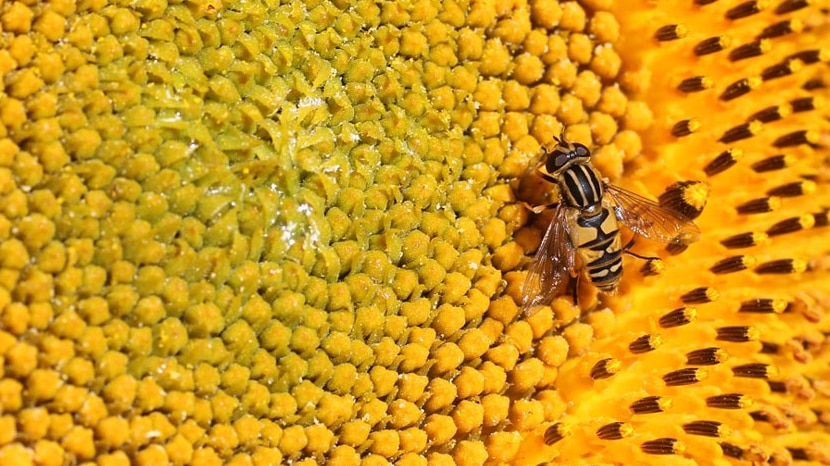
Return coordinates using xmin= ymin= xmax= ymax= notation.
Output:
xmin=537 ymin=139 xmax=604 ymax=212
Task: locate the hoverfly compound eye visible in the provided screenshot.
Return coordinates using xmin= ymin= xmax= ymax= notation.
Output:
xmin=574 ymin=143 xmax=590 ymax=158
xmin=546 ymin=150 xmax=571 ymax=173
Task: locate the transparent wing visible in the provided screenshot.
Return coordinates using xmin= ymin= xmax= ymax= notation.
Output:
xmin=605 ymin=184 xmax=701 ymax=245
xmin=521 ymin=205 xmax=577 ymax=316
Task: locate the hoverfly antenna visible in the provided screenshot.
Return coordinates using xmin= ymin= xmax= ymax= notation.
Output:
xmin=553 ymin=127 xmax=566 ymax=145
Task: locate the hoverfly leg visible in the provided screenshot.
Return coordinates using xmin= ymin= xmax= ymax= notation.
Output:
xmin=521 ymin=201 xmax=560 ymax=215
xmin=627 ymin=251 xmax=659 ymax=262
xmin=571 ymin=273 xmax=579 ymax=305
xmin=622 ymin=237 xmax=660 ymax=262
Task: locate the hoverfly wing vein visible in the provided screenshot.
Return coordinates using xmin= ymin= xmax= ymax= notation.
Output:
xmin=521 ymin=204 xmax=576 ymax=316
xmin=605 ymin=185 xmax=701 ymax=245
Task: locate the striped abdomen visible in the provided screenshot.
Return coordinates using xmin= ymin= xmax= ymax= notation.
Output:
xmin=569 ymin=206 xmax=624 ymax=292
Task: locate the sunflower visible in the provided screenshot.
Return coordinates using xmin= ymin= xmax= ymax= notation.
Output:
xmin=0 ymin=0 xmax=827 ymax=465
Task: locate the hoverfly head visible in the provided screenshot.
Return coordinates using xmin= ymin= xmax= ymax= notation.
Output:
xmin=543 ymin=138 xmax=592 ymax=176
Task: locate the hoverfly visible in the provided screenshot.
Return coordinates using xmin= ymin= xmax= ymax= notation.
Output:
xmin=521 ymin=134 xmax=701 ymax=314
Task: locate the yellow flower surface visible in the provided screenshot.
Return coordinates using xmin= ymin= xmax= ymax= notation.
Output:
xmin=0 ymin=0 xmax=827 ymax=465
